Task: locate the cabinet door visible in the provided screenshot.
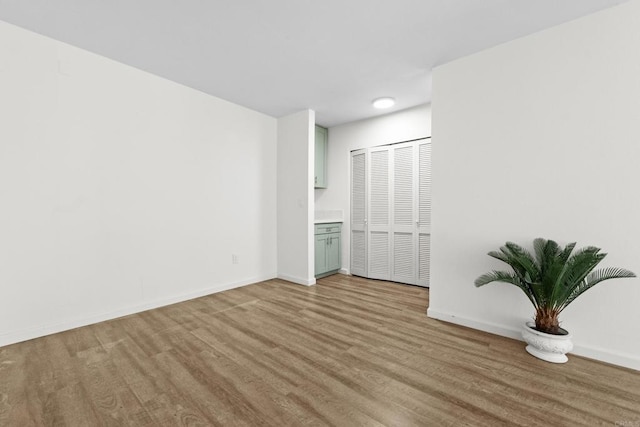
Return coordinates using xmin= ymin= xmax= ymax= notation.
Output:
xmin=315 ymin=126 xmax=328 ymax=188
xmin=315 ymin=234 xmax=328 ymax=276
xmin=327 ymin=234 xmax=341 ymax=272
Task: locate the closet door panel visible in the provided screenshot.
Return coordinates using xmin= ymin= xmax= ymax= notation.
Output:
xmin=369 ymin=232 xmax=390 ymax=277
xmin=393 ymin=145 xmax=414 ymax=227
xmin=350 ymin=150 xmax=367 ymax=277
xmin=351 ymin=231 xmax=366 ymax=275
xmin=393 ymin=232 xmax=414 ymax=283
xmin=367 ymin=147 xmax=391 ymax=280
xmin=369 ymin=149 xmax=389 ymax=226
xmin=418 ymin=234 xmax=431 ymax=285
xmin=391 ymin=143 xmax=416 ymax=285
xmin=417 ymin=141 xmax=431 ymax=287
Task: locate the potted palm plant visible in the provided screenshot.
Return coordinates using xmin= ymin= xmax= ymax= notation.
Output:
xmin=475 ymin=238 xmax=635 ymax=363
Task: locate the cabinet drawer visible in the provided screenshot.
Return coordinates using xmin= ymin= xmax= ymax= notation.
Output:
xmin=314 ymin=222 xmax=342 ymax=235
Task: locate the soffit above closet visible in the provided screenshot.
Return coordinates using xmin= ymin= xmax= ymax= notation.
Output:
xmin=0 ymin=0 xmax=629 ymax=127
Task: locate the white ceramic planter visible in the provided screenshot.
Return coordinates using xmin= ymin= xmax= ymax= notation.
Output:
xmin=522 ymin=321 xmax=573 ymax=363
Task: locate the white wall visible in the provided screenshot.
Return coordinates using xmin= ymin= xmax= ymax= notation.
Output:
xmin=315 ymin=105 xmax=432 ymax=274
xmin=429 ymin=0 xmax=640 ymax=370
xmin=0 ymin=21 xmax=278 ymax=346
xmin=277 ymin=110 xmax=315 ymax=285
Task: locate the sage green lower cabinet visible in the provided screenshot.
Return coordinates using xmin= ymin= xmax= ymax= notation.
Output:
xmin=315 ymin=222 xmax=341 ymax=278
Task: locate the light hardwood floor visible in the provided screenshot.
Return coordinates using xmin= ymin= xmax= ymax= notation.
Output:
xmin=1 ymin=275 xmax=639 ymax=426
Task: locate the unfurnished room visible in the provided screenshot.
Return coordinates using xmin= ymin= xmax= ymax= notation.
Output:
xmin=1 ymin=1 xmax=640 ymax=425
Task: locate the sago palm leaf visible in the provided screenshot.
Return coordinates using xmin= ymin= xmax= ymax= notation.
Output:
xmin=554 ymin=247 xmax=606 ymax=306
xmin=537 ymin=239 xmax=572 ymax=274
xmin=536 ymin=239 xmax=577 ymax=306
xmin=565 ymin=246 xmax=605 ymax=282
xmin=559 ymin=267 xmax=636 ymax=310
xmin=500 ymin=242 xmax=540 ymax=283
xmin=496 ymin=242 xmax=547 ymax=306
xmin=474 ymin=270 xmax=538 ymax=308
xmin=488 ymin=250 xmax=510 ymax=264
xmin=548 ymin=242 xmax=577 ymax=288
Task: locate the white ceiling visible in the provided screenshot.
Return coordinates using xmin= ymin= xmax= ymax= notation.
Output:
xmin=0 ymin=0 xmax=629 ymax=127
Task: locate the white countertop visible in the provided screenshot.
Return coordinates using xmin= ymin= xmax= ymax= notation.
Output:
xmin=314 ymin=218 xmax=343 ymax=224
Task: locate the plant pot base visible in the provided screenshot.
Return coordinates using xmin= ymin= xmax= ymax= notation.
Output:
xmin=525 ymin=344 xmax=568 ymax=363
xmin=522 ymin=322 xmax=573 ymax=364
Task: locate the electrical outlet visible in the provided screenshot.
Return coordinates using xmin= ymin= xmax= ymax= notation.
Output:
xmin=232 ymin=254 xmax=239 ymax=264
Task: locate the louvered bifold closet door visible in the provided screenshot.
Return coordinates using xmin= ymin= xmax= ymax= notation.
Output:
xmin=417 ymin=141 xmax=432 ymax=287
xmin=350 ymin=149 xmax=367 ymax=277
xmin=367 ymin=147 xmax=391 ymax=280
xmin=391 ymin=142 xmax=417 ymax=285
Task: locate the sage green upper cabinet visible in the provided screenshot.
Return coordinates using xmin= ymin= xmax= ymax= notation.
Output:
xmin=315 ymin=125 xmax=328 ymax=188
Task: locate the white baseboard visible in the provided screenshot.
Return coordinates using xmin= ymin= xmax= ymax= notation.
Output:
xmin=0 ymin=273 xmax=276 ymax=348
xmin=570 ymin=343 xmax=640 ymax=371
xmin=277 ymin=273 xmax=316 ymax=286
xmin=426 ymin=308 xmax=640 ymax=371
xmin=339 ymin=268 xmax=349 ymax=275
xmin=426 ymin=308 xmax=523 ymax=340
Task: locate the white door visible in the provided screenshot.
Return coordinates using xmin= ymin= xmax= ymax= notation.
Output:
xmin=350 ymin=149 xmax=367 ymax=278
xmin=367 ymin=146 xmax=391 ymax=280
xmin=416 ymin=140 xmax=432 ymax=287
xmin=390 ymin=142 xmax=417 ymax=285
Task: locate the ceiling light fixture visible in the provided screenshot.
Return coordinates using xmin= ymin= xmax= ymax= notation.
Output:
xmin=372 ymin=97 xmax=395 ymax=109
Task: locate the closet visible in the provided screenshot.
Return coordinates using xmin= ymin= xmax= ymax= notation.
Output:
xmin=350 ymin=138 xmax=431 ymax=287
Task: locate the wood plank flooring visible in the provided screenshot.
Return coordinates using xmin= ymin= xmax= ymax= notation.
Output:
xmin=1 ymin=275 xmax=639 ymax=426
